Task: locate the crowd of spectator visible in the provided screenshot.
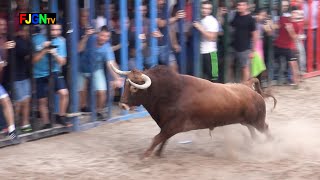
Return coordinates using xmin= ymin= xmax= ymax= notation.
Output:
xmin=0 ymin=0 xmax=316 ymax=141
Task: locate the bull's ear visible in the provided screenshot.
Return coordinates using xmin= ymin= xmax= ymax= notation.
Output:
xmin=130 ymin=86 xmax=139 ymax=93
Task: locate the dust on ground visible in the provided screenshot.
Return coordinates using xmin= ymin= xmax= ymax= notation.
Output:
xmin=0 ymin=77 xmax=319 ymax=180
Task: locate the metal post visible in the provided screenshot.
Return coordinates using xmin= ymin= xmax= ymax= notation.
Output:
xmin=47 ymin=0 xmax=58 ymax=126
xmin=135 ymin=0 xmax=143 ymax=70
xmin=255 ymin=0 xmax=263 ymax=12
xmin=120 ymin=0 xmax=129 ymax=115
xmin=193 ymin=0 xmax=201 ymax=77
xmin=178 ymin=0 xmax=186 ymax=74
xmin=29 ymin=0 xmax=40 ymax=131
xmin=105 ymin=0 xmax=111 ymax=29
xmin=88 ymin=0 xmax=97 ymax=121
xmin=89 ymin=0 xmax=95 ymax=24
xmin=278 ymin=0 xmax=282 ymax=16
xmin=104 ymin=0 xmax=114 ymax=119
xmin=212 ymin=0 xmax=218 ymax=17
xmin=288 ymin=0 xmax=292 ymax=12
xmin=307 ymin=0 xmax=314 ymax=72
xmin=149 ymin=0 xmax=158 ymax=67
xmin=31 ymin=0 xmax=40 ymax=12
xmin=120 ymin=0 xmax=129 ymax=71
xmin=267 ymin=0 xmax=274 ymax=85
xmin=49 ymin=0 xmax=59 ymax=22
xmin=135 ymin=0 xmax=146 ymax=112
xmin=317 ymin=1 xmax=320 ymax=71
xmin=7 ymin=0 xmax=15 ymax=99
xmin=49 ymin=0 xmax=60 ymax=116
xmin=66 ymin=0 xmax=80 ymax=131
xmin=223 ymin=0 xmax=230 ymax=83
xmin=164 ymin=1 xmax=170 ymax=61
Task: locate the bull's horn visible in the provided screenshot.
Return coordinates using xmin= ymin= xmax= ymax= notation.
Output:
xmin=109 ymin=62 xmax=130 ymax=75
xmin=128 ymin=74 xmax=152 ymax=89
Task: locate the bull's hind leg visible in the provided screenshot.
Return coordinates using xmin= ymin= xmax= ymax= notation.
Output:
xmin=241 ymin=123 xmax=257 ymax=140
xmin=254 ymin=122 xmax=274 ymax=141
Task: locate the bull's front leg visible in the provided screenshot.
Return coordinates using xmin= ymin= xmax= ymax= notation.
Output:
xmin=155 ymin=140 xmax=168 ymax=157
xmin=143 ymin=131 xmax=172 ymax=159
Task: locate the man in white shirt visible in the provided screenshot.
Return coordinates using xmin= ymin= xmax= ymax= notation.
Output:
xmin=94 ymin=4 xmax=107 ymax=31
xmin=193 ymin=1 xmax=219 ymax=82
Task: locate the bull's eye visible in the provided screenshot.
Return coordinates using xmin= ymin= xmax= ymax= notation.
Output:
xmin=130 ymin=86 xmax=138 ymax=93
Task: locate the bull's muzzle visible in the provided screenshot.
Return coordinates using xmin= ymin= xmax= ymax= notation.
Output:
xmin=119 ymin=102 xmax=130 ymax=111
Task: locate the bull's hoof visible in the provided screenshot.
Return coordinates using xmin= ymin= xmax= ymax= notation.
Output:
xmin=155 ymin=151 xmax=163 ymax=158
xmin=266 ymin=134 xmax=274 ymax=142
xmin=251 ymin=135 xmax=258 ymax=142
xmin=140 ymin=150 xmax=152 ymax=160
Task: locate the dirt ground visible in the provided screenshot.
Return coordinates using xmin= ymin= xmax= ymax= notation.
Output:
xmin=0 ymin=77 xmax=320 ymax=180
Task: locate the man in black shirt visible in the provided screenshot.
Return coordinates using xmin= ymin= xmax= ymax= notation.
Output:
xmin=13 ymin=25 xmax=32 ymax=133
xmin=230 ymin=0 xmax=258 ymax=83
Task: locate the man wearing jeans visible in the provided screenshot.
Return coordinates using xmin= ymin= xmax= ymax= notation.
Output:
xmin=157 ymin=0 xmax=178 ymax=72
xmin=193 ymin=1 xmax=219 ymax=82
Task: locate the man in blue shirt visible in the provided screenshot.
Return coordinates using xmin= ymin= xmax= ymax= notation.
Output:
xmin=78 ymin=25 xmax=123 ymax=120
xmin=32 ymin=24 xmax=69 ymax=129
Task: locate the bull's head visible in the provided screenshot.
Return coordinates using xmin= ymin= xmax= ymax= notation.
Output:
xmin=109 ymin=63 xmax=152 ymax=110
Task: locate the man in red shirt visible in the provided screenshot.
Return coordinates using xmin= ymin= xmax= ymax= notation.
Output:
xmin=273 ymin=2 xmax=301 ymax=87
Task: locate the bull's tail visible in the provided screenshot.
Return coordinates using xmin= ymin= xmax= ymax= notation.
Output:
xmin=248 ymin=78 xmax=277 ymax=110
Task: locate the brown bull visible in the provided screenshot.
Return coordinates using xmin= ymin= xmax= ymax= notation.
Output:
xmin=110 ymin=64 xmax=276 ymax=158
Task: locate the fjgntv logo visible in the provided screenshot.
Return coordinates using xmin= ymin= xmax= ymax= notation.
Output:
xmin=19 ymin=13 xmax=56 ymax=25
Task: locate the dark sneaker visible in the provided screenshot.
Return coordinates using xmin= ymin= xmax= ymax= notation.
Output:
xmin=56 ymin=115 xmax=72 ymax=127
xmin=41 ymin=123 xmax=52 ymax=130
xmin=7 ymin=130 xmax=18 ymax=140
xmin=81 ymin=107 xmax=91 ymax=113
xmin=97 ymin=112 xmax=107 ymax=121
xmin=21 ymin=125 xmax=33 ymax=133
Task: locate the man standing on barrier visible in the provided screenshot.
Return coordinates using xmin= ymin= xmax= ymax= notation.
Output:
xmin=32 ymin=24 xmax=70 ymax=129
xmin=78 ymin=25 xmax=123 ymax=120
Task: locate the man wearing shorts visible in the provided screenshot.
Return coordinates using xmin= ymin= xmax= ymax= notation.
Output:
xmin=78 ymin=25 xmax=123 ymax=120
xmin=193 ymin=0 xmax=219 ymax=82
xmin=14 ymin=25 xmax=32 ymax=132
xmin=273 ymin=3 xmax=301 ymax=86
xmin=230 ymin=0 xmax=258 ymax=83
xmin=0 ymin=84 xmax=17 ymax=139
xmin=0 ymin=18 xmax=17 ymax=139
xmin=32 ymin=24 xmax=69 ymax=129
xmin=157 ymin=0 xmax=179 ymax=72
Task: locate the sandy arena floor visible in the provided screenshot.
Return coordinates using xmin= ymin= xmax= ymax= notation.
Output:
xmin=0 ymin=77 xmax=319 ymax=180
